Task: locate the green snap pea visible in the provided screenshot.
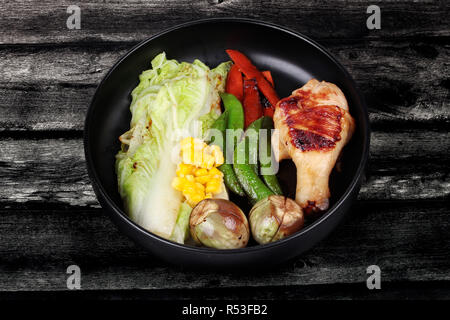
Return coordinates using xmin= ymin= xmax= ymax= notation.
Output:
xmin=220 ymin=164 xmax=246 ymax=197
xmin=260 ymin=117 xmax=283 ymax=195
xmin=209 ymin=108 xmax=246 ymax=197
xmin=221 ymin=92 xmax=245 ymax=160
xmin=209 ymin=110 xmax=228 ymax=144
xmin=220 ymin=92 xmax=244 ymax=132
xmin=246 ymin=118 xmax=263 ymax=175
xmin=233 ymin=117 xmax=274 ymax=204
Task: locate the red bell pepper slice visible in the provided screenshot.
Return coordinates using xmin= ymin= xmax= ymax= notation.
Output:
xmin=261 ymin=71 xmax=275 ymax=117
xmin=243 ymin=78 xmax=263 ymax=129
xmin=225 ymin=64 xmax=244 ymax=102
xmin=262 ymin=70 xmax=274 ymax=87
xmin=262 ymin=102 xmax=274 ymax=117
xmin=226 ymin=50 xmax=280 ymax=107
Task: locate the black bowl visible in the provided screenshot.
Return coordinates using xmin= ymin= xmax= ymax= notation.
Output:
xmin=84 ymin=18 xmax=370 ymax=268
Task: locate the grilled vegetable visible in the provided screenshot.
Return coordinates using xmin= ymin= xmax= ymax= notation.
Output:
xmin=246 ymin=115 xmax=263 ymax=175
xmin=261 ymin=96 xmax=275 ymax=118
xmin=116 ymin=53 xmax=231 ymax=242
xmin=260 ymin=117 xmax=283 ymax=195
xmin=209 ymin=109 xmax=229 ymax=144
xmin=225 ymin=64 xmax=244 ymax=102
xmin=220 ymin=92 xmax=244 ymax=132
xmin=169 ymin=202 xmax=192 ymax=243
xmin=220 ymin=92 xmax=244 ymax=162
xmin=233 ymin=117 xmax=274 ymax=204
xmin=261 ymin=70 xmax=275 ymax=117
xmin=262 ymin=70 xmax=274 ymax=86
xmin=226 ymin=49 xmax=280 ymax=107
xmin=249 ymin=195 xmax=304 ymax=244
xmin=172 ymin=137 xmax=226 ymax=207
xmin=243 ymin=78 xmax=263 ymax=129
xmin=220 ymin=92 xmax=247 ymax=188
xmin=209 ymin=111 xmax=246 ymax=196
xmin=190 ymin=199 xmax=250 ymax=249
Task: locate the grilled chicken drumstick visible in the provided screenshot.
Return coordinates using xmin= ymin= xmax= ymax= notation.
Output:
xmin=272 ymin=79 xmax=355 ymax=214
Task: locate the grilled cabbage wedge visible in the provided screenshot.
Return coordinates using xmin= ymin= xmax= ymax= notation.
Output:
xmin=115 ymin=52 xmax=231 ymax=243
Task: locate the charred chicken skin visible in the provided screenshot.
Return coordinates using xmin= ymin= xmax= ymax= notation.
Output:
xmin=272 ymin=79 xmax=355 ymax=214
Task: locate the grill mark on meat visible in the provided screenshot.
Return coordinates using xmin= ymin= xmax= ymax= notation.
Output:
xmin=279 ymin=96 xmax=300 ymax=112
xmin=279 ymin=90 xmax=343 ymax=151
xmin=289 ymin=128 xmax=336 ymax=151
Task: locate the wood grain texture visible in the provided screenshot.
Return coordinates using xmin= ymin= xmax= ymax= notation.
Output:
xmin=0 ymin=130 xmax=448 ymax=208
xmin=0 ymin=0 xmax=449 ymax=296
xmin=0 ymin=201 xmax=448 ymax=291
xmin=3 ymin=282 xmax=450 ymax=300
xmin=0 ymin=39 xmax=449 ymax=131
xmin=0 ymin=0 xmax=448 ymax=45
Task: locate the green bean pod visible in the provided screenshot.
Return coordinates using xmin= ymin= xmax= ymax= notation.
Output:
xmin=209 ymin=110 xmax=228 ymax=144
xmin=259 ymin=117 xmax=283 ymax=195
xmin=233 ymin=117 xmax=274 ymax=204
xmin=220 ymin=92 xmax=245 ymax=164
xmin=220 ymin=92 xmax=244 ymax=132
xmin=246 ymin=118 xmax=262 ymax=175
xmin=209 ymin=110 xmax=246 ymax=197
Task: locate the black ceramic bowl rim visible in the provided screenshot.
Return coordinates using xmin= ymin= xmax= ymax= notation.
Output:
xmin=84 ymin=17 xmax=370 ymax=255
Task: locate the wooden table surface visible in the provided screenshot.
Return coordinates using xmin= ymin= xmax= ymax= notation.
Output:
xmin=0 ymin=0 xmax=449 ymax=300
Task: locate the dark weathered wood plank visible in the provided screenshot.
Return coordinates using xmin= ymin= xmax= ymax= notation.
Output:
xmin=0 ymin=201 xmax=448 ymax=291
xmin=0 ymin=85 xmax=95 ymax=131
xmin=0 ymin=43 xmax=125 ymax=131
xmin=329 ymin=39 xmax=450 ymax=129
xmin=0 ymin=0 xmax=447 ymax=298
xmin=0 ymin=0 xmax=448 ymax=45
xmin=0 ymin=138 xmax=99 ymax=208
xmin=0 ymin=39 xmax=449 ymax=131
xmin=3 ymin=282 xmax=450 ymax=300
xmin=0 ymin=130 xmax=448 ymax=208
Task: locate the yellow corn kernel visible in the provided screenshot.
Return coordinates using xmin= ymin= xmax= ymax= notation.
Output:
xmin=205 ymin=180 xmax=221 ymax=194
xmin=213 ymin=184 xmax=222 ymax=194
xmin=186 ymin=193 xmax=204 ymax=207
xmin=202 ymin=154 xmax=215 ymax=170
xmin=182 ymin=183 xmax=196 ymax=195
xmin=171 ymin=177 xmax=184 ymax=191
xmin=192 ymin=154 xmax=202 ymax=167
xmin=192 ymin=138 xmax=205 ymax=166
xmin=195 ymin=175 xmax=210 ymax=184
xmin=182 ymin=149 xmax=195 ymax=164
xmin=194 ymin=192 xmax=205 ymax=200
xmin=208 ymin=167 xmax=222 ymax=178
xmin=180 ymin=137 xmax=193 ymax=148
xmin=177 ymin=163 xmax=194 ymax=176
xmin=210 ymin=145 xmax=224 ymax=166
xmin=182 ymin=152 xmax=192 ymax=165
xmin=181 ymin=137 xmax=200 ymax=165
xmin=195 ymin=182 xmax=205 ymax=192
xmin=194 ymin=168 xmax=208 ymax=177
xmin=174 ymin=136 xmax=226 ymax=206
xmin=214 ymin=153 xmax=224 ymax=166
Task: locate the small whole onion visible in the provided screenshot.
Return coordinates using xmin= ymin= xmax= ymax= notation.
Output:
xmin=189 ymin=199 xmax=250 ymax=249
xmin=249 ymin=195 xmax=304 ymax=244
